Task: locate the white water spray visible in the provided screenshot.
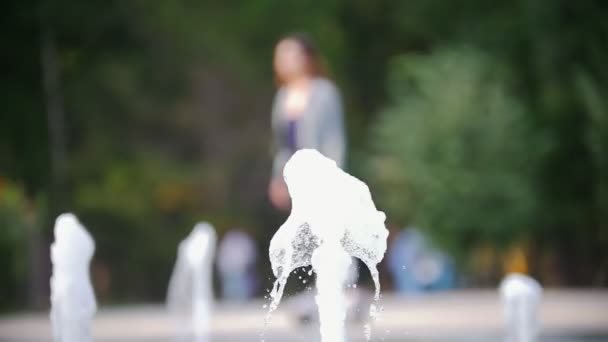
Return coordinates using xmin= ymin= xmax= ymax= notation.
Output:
xmin=499 ymin=273 xmax=542 ymax=342
xmin=50 ymin=213 xmax=97 ymax=342
xmin=265 ymin=149 xmax=389 ymax=342
xmin=167 ymin=222 xmax=217 ymax=342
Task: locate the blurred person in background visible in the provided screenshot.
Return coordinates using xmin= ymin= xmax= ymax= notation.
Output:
xmin=216 ymin=229 xmax=258 ymax=301
xmin=268 ymin=33 xmax=361 ymax=323
xmin=388 ymin=226 xmax=426 ymax=294
xmin=268 ymin=33 xmax=346 ymax=211
xmin=388 ymin=226 xmax=456 ymax=294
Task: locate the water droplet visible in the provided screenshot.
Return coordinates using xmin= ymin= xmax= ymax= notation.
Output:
xmin=265 ymin=150 xmax=389 ymax=342
xmin=364 ymin=323 xmax=372 ymax=341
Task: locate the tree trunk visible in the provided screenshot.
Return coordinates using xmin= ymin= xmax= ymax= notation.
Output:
xmin=32 ymin=30 xmax=68 ymax=309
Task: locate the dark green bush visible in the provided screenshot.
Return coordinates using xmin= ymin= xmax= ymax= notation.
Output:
xmin=368 ymin=47 xmax=548 ymax=262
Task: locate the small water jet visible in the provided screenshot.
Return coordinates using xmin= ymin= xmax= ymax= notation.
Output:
xmin=50 ymin=213 xmax=97 ymax=342
xmin=265 ymin=149 xmax=389 ymax=342
xmin=167 ymin=222 xmax=217 ymax=342
xmin=499 ymin=273 xmax=543 ymax=342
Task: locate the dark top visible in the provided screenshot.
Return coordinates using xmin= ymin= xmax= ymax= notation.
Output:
xmin=285 ymin=119 xmax=298 ymax=153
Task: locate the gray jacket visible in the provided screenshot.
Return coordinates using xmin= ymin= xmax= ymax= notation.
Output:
xmin=271 ymin=78 xmax=346 ymax=177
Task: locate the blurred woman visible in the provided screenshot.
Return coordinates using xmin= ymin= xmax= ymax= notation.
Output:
xmin=268 ymin=33 xmax=346 ymax=210
xmin=216 ymin=229 xmax=258 ymax=301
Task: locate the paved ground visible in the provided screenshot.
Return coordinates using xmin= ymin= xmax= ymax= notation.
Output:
xmin=1 ymin=290 xmax=607 ymax=341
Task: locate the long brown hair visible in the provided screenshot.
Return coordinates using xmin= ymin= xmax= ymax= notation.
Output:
xmin=274 ymin=33 xmax=327 ymax=86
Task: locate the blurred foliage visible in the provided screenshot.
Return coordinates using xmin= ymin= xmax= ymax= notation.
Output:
xmin=368 ymin=47 xmax=548 ymax=266
xmin=367 ymin=0 xmax=608 ymax=285
xmin=1 ymin=0 xmax=608 ymax=308
xmin=0 ymin=180 xmax=38 ymax=310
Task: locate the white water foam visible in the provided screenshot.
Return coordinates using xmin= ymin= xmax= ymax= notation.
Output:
xmin=265 ymin=149 xmax=389 ymax=342
xmin=499 ymin=273 xmax=542 ymax=342
xmin=50 ymin=213 xmax=97 ymax=342
xmin=167 ymin=222 xmax=216 ymax=342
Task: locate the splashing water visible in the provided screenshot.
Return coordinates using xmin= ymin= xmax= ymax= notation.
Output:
xmin=50 ymin=213 xmax=97 ymax=342
xmin=167 ymin=222 xmax=216 ymax=342
xmin=264 ymin=149 xmax=389 ymax=342
xmin=499 ymin=273 xmax=543 ymax=342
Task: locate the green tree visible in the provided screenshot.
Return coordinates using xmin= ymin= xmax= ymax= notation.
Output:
xmin=368 ymin=47 xmax=547 ymax=265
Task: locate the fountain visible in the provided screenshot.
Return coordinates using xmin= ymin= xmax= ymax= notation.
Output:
xmin=50 ymin=213 xmax=97 ymax=342
xmin=167 ymin=222 xmax=217 ymax=342
xmin=266 ymin=149 xmax=389 ymax=342
xmin=499 ymin=273 xmax=543 ymax=342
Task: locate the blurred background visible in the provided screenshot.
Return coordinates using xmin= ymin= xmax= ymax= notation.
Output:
xmin=1 ymin=0 xmax=608 ymax=316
